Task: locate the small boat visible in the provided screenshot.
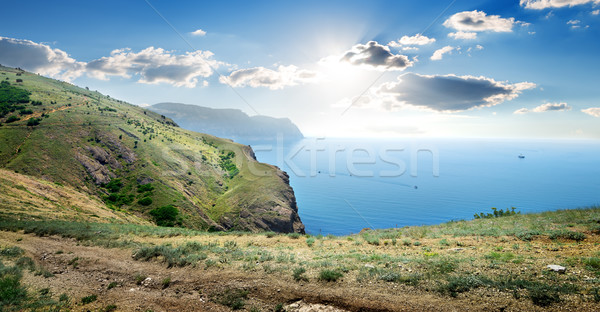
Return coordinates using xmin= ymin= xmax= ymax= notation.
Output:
xmin=518 ymin=154 xmax=525 ymax=159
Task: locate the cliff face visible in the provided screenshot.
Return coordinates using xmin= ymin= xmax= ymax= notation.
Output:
xmin=149 ymin=102 xmax=304 ymax=144
xmin=0 ymin=66 xmax=304 ymax=233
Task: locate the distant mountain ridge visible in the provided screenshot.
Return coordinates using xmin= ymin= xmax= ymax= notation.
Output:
xmin=149 ymin=102 xmax=304 ymax=144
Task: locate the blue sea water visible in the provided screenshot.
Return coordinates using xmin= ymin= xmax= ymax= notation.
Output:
xmin=251 ymin=138 xmax=600 ymax=235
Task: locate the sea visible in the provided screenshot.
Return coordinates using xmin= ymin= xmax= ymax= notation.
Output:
xmin=249 ymin=138 xmax=600 ymax=235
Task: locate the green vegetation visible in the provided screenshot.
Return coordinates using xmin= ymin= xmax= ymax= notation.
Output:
xmin=292 ymin=267 xmax=308 ymax=282
xmin=219 ymin=150 xmax=239 ymax=178
xmin=0 ymin=66 xmax=302 ymax=233
xmin=149 ymin=205 xmax=180 ymax=227
xmin=81 ymin=294 xmax=97 ymax=304
xmin=0 ymin=205 xmax=599 ymax=309
xmin=0 ymin=246 xmax=68 ymax=311
xmin=213 ymin=288 xmax=248 ymax=310
xmin=474 ymin=207 xmax=520 ymax=219
xmin=0 ymin=80 xmax=31 ymax=119
xmin=319 ymin=269 xmax=343 ymax=282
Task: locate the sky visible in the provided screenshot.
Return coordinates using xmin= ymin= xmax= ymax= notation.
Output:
xmin=0 ymin=0 xmax=599 ymax=139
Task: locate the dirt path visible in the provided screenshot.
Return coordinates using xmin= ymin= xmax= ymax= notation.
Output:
xmin=20 ymin=103 xmax=81 ymax=122
xmin=0 ymin=231 xmax=595 ymax=312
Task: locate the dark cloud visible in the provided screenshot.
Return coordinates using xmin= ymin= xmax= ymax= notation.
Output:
xmin=339 ymin=41 xmax=413 ymax=71
xmin=373 ymin=73 xmax=536 ymax=112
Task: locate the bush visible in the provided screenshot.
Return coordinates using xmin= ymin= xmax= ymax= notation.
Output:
xmin=306 ymin=237 xmax=315 ymax=247
xmin=528 ymin=285 xmax=561 ymax=307
xmin=213 ymin=288 xmax=248 ymax=310
xmin=5 ymin=115 xmax=20 ymax=123
xmin=138 ymin=197 xmax=153 ymax=206
xmin=27 ymin=118 xmax=41 ymax=126
xmin=149 ymin=205 xmax=179 ymax=227
xmin=287 ymin=233 xmax=301 ymax=239
xmin=0 ymin=246 xmax=24 ymax=257
xmin=319 ymin=269 xmax=343 ymax=282
xmin=549 ymin=230 xmax=586 ymax=242
xmin=292 ymin=267 xmax=308 ymax=282
xmin=81 ymin=294 xmax=97 ymax=304
xmin=137 ymin=183 xmax=154 ymax=193
xmin=437 ymin=275 xmax=491 ymax=297
xmin=0 ymin=266 xmax=27 ymax=307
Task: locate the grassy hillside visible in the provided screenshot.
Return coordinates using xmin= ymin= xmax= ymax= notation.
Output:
xmin=0 ymin=66 xmax=303 ymax=233
xmin=1 ymin=207 xmax=599 ymax=311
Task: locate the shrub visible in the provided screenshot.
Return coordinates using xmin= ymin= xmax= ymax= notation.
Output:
xmin=5 ymin=115 xmax=20 ymax=123
xmin=0 ymin=266 xmax=28 ymax=307
xmin=138 ymin=197 xmax=153 ymax=206
xmin=292 ymin=267 xmax=308 ymax=282
xmin=107 ymin=282 xmax=117 ymax=290
xmin=137 ymin=183 xmax=154 ymax=193
xmin=287 ymin=233 xmax=301 ymax=239
xmin=515 ymin=230 xmax=541 ymax=241
xmin=437 ymin=275 xmax=491 ymax=297
xmin=528 ymin=285 xmax=561 ymax=307
xmin=319 ymin=269 xmax=343 ymax=282
xmin=161 ymin=277 xmax=171 ymax=289
xmin=81 ymin=294 xmax=97 ymax=304
xmin=549 ymin=230 xmax=586 ymax=242
xmin=0 ymin=246 xmax=24 ymax=257
xmin=306 ymin=237 xmax=315 ymax=247
xmin=27 ymin=118 xmax=41 ymax=126
xmin=149 ymin=205 xmax=179 ymax=227
xmin=213 ymin=288 xmax=248 ymax=310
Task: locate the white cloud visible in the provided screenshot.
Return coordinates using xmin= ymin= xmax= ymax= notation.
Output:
xmin=86 ymin=47 xmax=225 ymax=88
xmin=520 ymin=0 xmax=600 ymax=10
xmin=335 ymin=41 xmax=413 ymax=71
xmin=219 ymin=65 xmax=318 ymax=90
xmin=190 ymin=29 xmax=207 ymax=36
xmin=515 ymin=102 xmax=572 ymax=114
xmin=592 ymin=9 xmax=600 ymax=15
xmin=0 ymin=36 xmax=231 ymax=88
xmin=0 ymin=37 xmax=85 ymax=81
xmin=389 ymin=34 xmax=436 ymax=47
xmin=582 ymin=107 xmax=600 ymax=117
xmin=567 ymin=19 xmax=581 ymax=24
xmin=352 ymin=73 xmax=536 ymax=112
xmin=431 ymin=46 xmax=455 ymax=61
xmin=513 ymin=108 xmax=530 ymax=114
xmin=443 ymin=10 xmax=517 ymax=33
xmin=448 ymin=31 xmax=478 ymax=39
xmin=401 ymin=46 xmax=419 ymax=51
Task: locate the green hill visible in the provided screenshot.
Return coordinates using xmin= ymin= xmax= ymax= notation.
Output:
xmin=0 ymin=66 xmax=304 ymax=233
